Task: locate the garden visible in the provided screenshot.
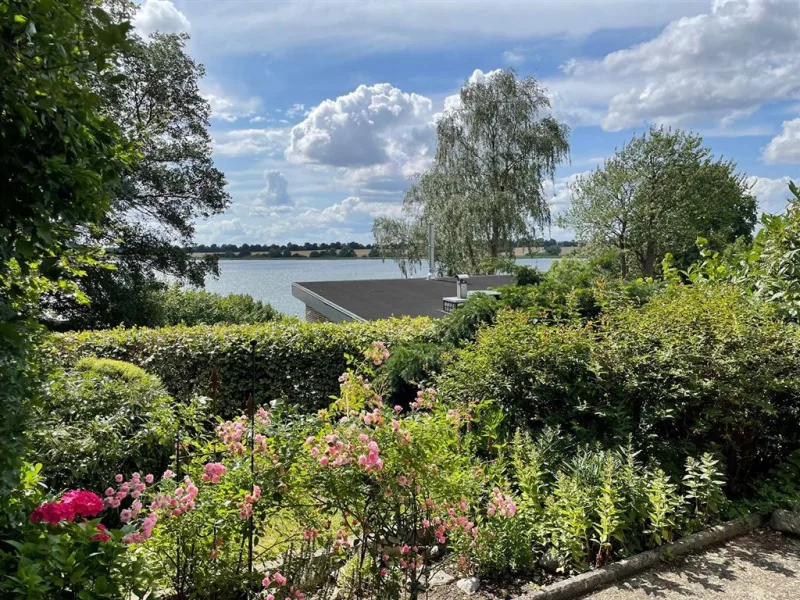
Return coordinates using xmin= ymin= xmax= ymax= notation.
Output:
xmin=6 ymin=188 xmax=800 ymax=598
xmin=3 ymin=2 xmax=800 ymax=598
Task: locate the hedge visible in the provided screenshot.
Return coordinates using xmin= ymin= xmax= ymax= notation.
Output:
xmin=46 ymin=317 xmax=435 ymax=417
xmin=30 ymin=358 xmax=178 ymax=492
xmin=437 ymin=283 xmax=800 ymax=492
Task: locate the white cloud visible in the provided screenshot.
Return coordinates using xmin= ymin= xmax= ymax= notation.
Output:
xmin=195 ymin=218 xmax=250 ymax=244
xmin=747 ymin=175 xmax=798 ymax=214
xmin=287 ymin=83 xmax=433 ymax=168
xmin=285 ymin=103 xmax=308 ymax=119
xmin=250 ymin=116 xmax=267 ymax=124
xmin=763 ymin=119 xmax=800 ymax=164
xmin=255 ymin=170 xmax=294 ymax=209
xmin=134 ymin=0 xmax=190 ymax=36
xmin=213 ymin=128 xmax=288 ymax=157
xmin=556 ymin=0 xmax=800 ymax=131
xmin=503 ymin=50 xmax=525 ymax=66
xmin=203 ymin=86 xmax=262 ymax=123
xmin=299 ymin=196 xmax=404 ymax=228
xmin=186 ymin=2 xmax=704 ymax=56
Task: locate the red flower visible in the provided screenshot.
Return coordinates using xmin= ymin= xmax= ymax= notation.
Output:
xmin=30 ymin=502 xmax=73 ymax=525
xmin=61 ymin=490 xmax=104 ymax=518
xmin=30 ymin=490 xmax=104 ymax=525
xmin=91 ymin=523 xmax=111 ymax=542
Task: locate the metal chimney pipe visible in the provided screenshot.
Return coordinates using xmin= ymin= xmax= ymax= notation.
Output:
xmin=427 ymin=222 xmax=435 ymax=280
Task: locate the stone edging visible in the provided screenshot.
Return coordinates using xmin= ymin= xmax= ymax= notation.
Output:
xmin=515 ymin=513 xmax=765 ymax=600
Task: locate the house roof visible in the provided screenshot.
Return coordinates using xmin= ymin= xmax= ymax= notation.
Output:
xmin=292 ymin=275 xmax=513 ymax=322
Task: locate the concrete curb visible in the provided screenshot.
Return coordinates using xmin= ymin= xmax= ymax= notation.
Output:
xmin=517 ymin=513 xmax=765 ymax=600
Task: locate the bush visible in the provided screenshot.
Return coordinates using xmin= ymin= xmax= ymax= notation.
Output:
xmin=27 ymin=358 xmax=188 ymax=492
xmin=155 ymin=285 xmax=279 ymax=326
xmin=47 ymin=317 xmax=435 ymax=418
xmin=438 ymin=283 xmax=800 ymax=492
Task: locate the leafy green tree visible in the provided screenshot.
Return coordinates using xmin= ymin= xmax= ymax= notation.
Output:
xmin=49 ymin=29 xmax=230 ymax=329
xmin=561 ymin=127 xmax=756 ymax=278
xmin=374 ymin=70 xmax=569 ymax=276
xmin=0 ymin=0 xmax=132 ymax=507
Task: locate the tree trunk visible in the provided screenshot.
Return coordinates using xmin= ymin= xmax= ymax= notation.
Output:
xmin=642 ymin=241 xmax=657 ymax=278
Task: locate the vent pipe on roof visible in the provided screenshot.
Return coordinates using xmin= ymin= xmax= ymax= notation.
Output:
xmin=427 ymin=222 xmax=435 ymax=280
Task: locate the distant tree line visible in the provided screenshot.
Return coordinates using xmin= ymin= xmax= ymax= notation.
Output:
xmin=191 ymin=239 xmax=578 ymax=259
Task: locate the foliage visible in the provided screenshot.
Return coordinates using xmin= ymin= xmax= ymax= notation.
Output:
xmin=514 ymin=265 xmax=543 ymax=286
xmin=0 ymin=476 xmax=147 ymax=599
xmin=501 ymin=432 xmax=726 ymax=574
xmin=0 ymin=0 xmax=133 ymax=507
xmin=47 ymin=317 xmax=436 ymax=418
xmin=438 ymin=284 xmax=800 ymax=491
xmin=48 ymin=26 xmax=231 ymax=329
xmin=748 ymin=181 xmax=800 ymax=320
xmin=27 ymin=359 xmax=197 ymax=493
xmin=561 ymin=127 xmax=756 ymax=278
xmin=432 ymin=256 xmax=659 ymax=347
xmin=374 ymin=69 xmax=569 ymax=276
xmin=155 ymin=286 xmax=279 ymax=326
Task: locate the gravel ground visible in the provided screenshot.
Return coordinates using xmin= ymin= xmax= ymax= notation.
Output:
xmin=579 ymin=529 xmax=800 ymax=600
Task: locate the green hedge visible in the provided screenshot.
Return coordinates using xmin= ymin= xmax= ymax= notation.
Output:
xmin=47 ymin=317 xmax=435 ymax=417
xmin=438 ymin=283 xmax=800 ymax=492
xmin=29 ymin=358 xmax=179 ymax=492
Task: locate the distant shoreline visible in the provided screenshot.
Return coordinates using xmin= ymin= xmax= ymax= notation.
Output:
xmin=204 ymin=254 xmax=568 ymax=261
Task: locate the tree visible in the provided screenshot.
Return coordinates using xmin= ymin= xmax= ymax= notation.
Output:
xmin=48 ymin=27 xmax=230 ymax=329
xmin=373 ymin=69 xmax=569 ymax=276
xmin=561 ymin=127 xmax=756 ymax=279
xmin=1 ymin=0 xmax=132 ymax=509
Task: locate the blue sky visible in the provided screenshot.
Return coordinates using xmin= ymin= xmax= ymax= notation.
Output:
xmin=134 ymin=0 xmax=800 ymax=244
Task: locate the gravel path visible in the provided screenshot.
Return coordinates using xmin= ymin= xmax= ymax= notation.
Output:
xmin=580 ymin=529 xmax=800 ymax=600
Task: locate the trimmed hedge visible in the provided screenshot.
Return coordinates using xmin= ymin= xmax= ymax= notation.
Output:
xmin=30 ymin=358 xmax=178 ymax=492
xmin=46 ymin=317 xmax=435 ymax=417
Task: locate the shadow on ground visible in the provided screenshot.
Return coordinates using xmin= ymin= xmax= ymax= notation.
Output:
xmin=582 ymin=529 xmax=800 ymax=599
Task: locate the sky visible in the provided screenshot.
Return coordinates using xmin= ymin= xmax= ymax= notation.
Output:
xmin=133 ymin=0 xmax=800 ymax=245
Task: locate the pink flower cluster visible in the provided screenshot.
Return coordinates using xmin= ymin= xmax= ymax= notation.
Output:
xmin=217 ymin=416 xmax=248 ymax=455
xmin=122 ymin=512 xmax=158 ymax=544
xmin=410 ymin=387 xmax=436 ymax=410
xmin=420 ymin=498 xmax=478 ymax=546
xmin=149 ymin=476 xmax=199 ymax=517
xmin=360 ymin=407 xmax=384 ymax=426
xmin=238 ymin=485 xmax=261 ymax=519
xmin=365 ymin=341 xmax=390 ymax=366
xmin=202 ymin=462 xmax=228 ymax=483
xmin=104 ymin=472 xmax=150 ymax=509
xmin=487 ymin=488 xmax=517 ymax=518
xmin=30 ymin=490 xmax=104 ymax=526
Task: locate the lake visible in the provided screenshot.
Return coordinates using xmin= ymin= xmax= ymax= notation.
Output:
xmin=202 ymin=258 xmax=556 ymax=317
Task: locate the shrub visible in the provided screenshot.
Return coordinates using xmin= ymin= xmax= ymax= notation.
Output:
xmin=438 ymin=283 xmax=800 ymax=491
xmin=0 ymin=468 xmax=148 ymax=599
xmin=155 ymin=285 xmax=279 ymax=326
xmin=46 ymin=317 xmax=435 ymax=418
xmin=27 ymin=359 xmax=191 ymax=492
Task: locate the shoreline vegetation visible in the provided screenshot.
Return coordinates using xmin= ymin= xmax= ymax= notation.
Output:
xmin=193 ymin=246 xmax=579 ymax=260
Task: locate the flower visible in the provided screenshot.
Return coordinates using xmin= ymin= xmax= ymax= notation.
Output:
xmin=30 ymin=502 xmax=73 ymax=525
xmin=203 ymin=462 xmax=228 ymax=484
xmin=273 ymin=572 xmax=287 ymax=586
xmin=163 ymin=469 xmax=175 ymax=479
xmin=145 ymin=474 xmax=154 ymax=484
xmin=91 ymin=523 xmax=110 ymax=542
xmin=115 ymin=474 xmax=123 ymax=483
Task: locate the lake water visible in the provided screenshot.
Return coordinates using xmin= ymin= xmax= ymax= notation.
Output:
xmin=203 ymin=258 xmax=557 ymax=317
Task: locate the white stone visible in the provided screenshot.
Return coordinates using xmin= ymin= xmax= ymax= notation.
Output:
xmin=428 ymin=570 xmax=456 ymax=587
xmin=456 ymin=577 xmax=481 ymax=595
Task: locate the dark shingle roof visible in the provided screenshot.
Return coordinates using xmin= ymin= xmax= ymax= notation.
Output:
xmin=292 ymin=275 xmax=512 ymax=321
